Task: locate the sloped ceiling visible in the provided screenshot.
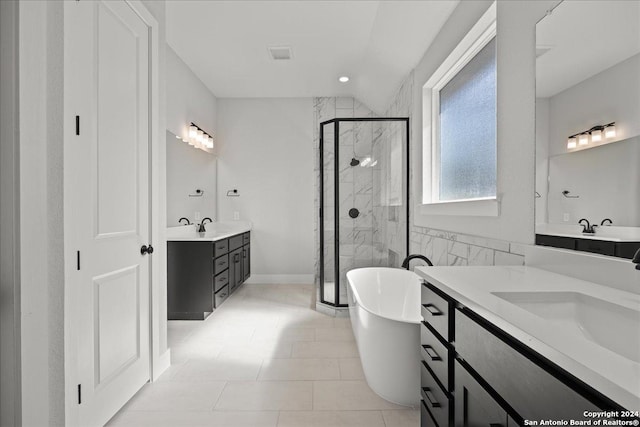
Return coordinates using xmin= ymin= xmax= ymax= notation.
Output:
xmin=166 ymin=1 xmax=459 ymax=113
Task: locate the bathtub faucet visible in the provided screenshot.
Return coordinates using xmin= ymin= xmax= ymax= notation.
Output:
xmin=401 ymin=254 xmax=433 ymax=270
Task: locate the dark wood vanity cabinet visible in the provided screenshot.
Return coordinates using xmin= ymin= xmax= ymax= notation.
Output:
xmin=420 ymin=282 xmax=455 ymax=427
xmin=167 ymin=241 xmax=214 ymax=320
xmin=420 ymin=281 xmax=630 ymax=427
xmin=168 ymin=231 xmax=250 ymax=320
xmin=454 ymin=360 xmax=507 ymax=427
xmin=536 ymin=234 xmax=640 ymax=259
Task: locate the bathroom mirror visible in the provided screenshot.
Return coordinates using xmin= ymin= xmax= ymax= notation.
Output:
xmin=535 ymin=0 xmax=640 ymax=250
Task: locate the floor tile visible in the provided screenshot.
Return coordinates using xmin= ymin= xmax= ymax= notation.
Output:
xmin=315 ymin=327 xmax=355 ymax=342
xmin=291 ymin=341 xmax=359 ymax=358
xmin=338 ymin=358 xmax=365 ymax=380
xmin=313 ymin=380 xmax=406 ymax=411
xmin=382 ymin=409 xmax=420 ymax=427
xmin=277 ymin=410 xmax=385 ymax=427
xmin=258 ymin=358 xmax=340 ymax=381
xmin=122 ymin=382 xmax=226 ymax=411
xmin=252 ymin=327 xmax=315 ymax=343
xmin=333 ymin=318 xmax=352 ymax=329
xmin=217 ymin=341 xmax=293 ymax=359
xmin=107 ymin=410 xmax=279 ymax=427
xmin=215 ymin=381 xmax=313 ymax=411
xmin=171 ymin=358 xmax=262 ymax=381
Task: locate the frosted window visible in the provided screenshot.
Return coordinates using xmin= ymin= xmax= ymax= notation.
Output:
xmin=439 ymin=37 xmax=496 ymax=201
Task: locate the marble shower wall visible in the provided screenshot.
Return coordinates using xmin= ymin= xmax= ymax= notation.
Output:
xmin=385 ymin=72 xmax=526 ymax=268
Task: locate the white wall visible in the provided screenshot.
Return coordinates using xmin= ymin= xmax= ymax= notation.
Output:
xmin=166 ymin=130 xmax=217 ymax=225
xmin=217 ymin=98 xmax=315 ymax=284
xmin=166 ymin=45 xmax=218 ymax=226
xmin=410 ymin=0 xmax=560 ymax=245
xmin=18 ymin=1 xmax=65 ymax=425
xmin=166 ymin=46 xmax=217 ymax=147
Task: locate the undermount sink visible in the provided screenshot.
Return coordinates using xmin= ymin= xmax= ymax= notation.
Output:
xmin=492 ymin=291 xmax=640 ymax=363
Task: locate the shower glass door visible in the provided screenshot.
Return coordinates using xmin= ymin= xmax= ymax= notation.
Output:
xmin=320 ymin=118 xmax=409 ymax=307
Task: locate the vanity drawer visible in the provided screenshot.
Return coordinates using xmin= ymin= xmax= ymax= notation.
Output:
xmin=421 ymin=399 xmax=438 ymax=427
xmin=214 ymin=254 xmax=229 ymax=275
xmin=242 ymin=232 xmax=250 ymax=245
xmin=421 ymin=283 xmax=453 ymax=342
xmin=421 ymin=323 xmax=451 ymax=391
xmin=455 ymin=308 xmax=600 ymax=421
xmin=229 ymin=234 xmax=244 ymax=251
xmin=214 ymin=285 xmax=229 ymax=308
xmin=214 ymin=239 xmax=229 ymax=257
xmin=420 ymin=361 xmax=451 ymax=427
xmin=576 ymin=239 xmax=615 ymax=256
xmin=214 ymin=270 xmax=229 ymax=292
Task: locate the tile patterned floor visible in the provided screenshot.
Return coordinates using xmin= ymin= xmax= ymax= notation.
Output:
xmin=107 ymin=284 xmax=419 ymax=427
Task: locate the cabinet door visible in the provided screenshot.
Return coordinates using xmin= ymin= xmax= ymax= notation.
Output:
xmin=455 ymin=361 xmax=507 ymax=427
xmin=242 ymin=244 xmax=250 ymax=281
xmin=229 ymin=248 xmax=243 ymax=292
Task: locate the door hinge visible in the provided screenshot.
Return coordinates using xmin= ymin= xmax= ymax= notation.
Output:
xmin=75 ymin=116 xmax=80 ymax=135
xmin=77 ymin=251 xmax=81 ymax=271
xmin=77 ymin=384 xmax=81 ymax=404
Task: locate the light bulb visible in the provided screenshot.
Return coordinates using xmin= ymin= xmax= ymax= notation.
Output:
xmin=338 ymin=76 xmax=349 ymax=83
xmin=208 ymin=136 xmax=214 ymax=148
xmin=567 ymin=137 xmax=577 ymax=149
xmin=578 ymin=134 xmax=589 ymax=146
xmin=605 ymin=124 xmax=616 ymax=138
xmin=590 ymin=129 xmax=602 ymax=142
xmin=189 ymin=125 xmax=197 ymax=139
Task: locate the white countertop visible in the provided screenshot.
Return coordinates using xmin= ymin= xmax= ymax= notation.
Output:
xmin=415 ymin=265 xmax=640 ymax=411
xmin=536 ymin=224 xmax=640 ymax=242
xmin=166 ymin=221 xmax=252 ymax=241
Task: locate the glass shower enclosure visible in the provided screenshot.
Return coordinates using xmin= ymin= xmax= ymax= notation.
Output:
xmin=319 ymin=118 xmax=409 ymax=307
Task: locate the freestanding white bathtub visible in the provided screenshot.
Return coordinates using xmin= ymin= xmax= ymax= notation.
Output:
xmin=346 ymin=267 xmax=421 ymax=407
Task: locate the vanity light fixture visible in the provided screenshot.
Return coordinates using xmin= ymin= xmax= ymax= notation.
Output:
xmin=183 ymin=122 xmax=214 ymax=153
xmin=566 ymin=122 xmax=616 ymax=150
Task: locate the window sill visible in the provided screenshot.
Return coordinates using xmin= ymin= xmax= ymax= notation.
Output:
xmin=419 ymin=198 xmax=499 ymax=217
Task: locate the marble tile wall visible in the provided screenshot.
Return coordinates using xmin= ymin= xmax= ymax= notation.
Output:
xmin=385 ymin=71 xmax=525 ymax=268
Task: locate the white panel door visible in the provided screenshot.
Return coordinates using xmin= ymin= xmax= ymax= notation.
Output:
xmin=65 ymin=1 xmax=151 ymax=425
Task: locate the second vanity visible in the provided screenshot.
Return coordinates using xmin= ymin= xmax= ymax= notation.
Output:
xmin=415 ymin=265 xmax=640 ymax=426
xmin=167 ymin=222 xmax=252 ymax=320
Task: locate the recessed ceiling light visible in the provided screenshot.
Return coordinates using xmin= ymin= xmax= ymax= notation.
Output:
xmin=339 ymin=76 xmax=349 ymax=83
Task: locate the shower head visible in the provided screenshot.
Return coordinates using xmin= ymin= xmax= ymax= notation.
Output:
xmin=350 ymin=158 xmax=360 ymax=167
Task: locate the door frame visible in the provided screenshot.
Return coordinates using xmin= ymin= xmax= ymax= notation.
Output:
xmin=62 ymin=1 xmax=168 ymax=425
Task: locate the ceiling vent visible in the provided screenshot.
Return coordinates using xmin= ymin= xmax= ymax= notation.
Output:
xmin=535 ymin=45 xmax=553 ymax=58
xmin=268 ymin=46 xmax=293 ymax=60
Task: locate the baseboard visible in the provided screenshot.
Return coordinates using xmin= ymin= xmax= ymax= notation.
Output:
xmin=244 ymin=274 xmax=314 ymax=285
xmin=151 ymin=349 xmax=171 ymax=382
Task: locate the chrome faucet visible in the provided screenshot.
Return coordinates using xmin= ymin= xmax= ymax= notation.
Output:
xmin=178 ymin=217 xmax=191 ymax=225
xmin=401 ymin=254 xmax=433 ymax=270
xmin=578 ymin=218 xmax=597 ymax=234
xmin=198 ymin=217 xmax=213 ymax=233
xmin=600 ymin=218 xmax=613 ymax=226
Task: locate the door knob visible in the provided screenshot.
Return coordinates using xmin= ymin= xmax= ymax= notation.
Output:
xmin=141 ymin=244 xmax=154 ymax=255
